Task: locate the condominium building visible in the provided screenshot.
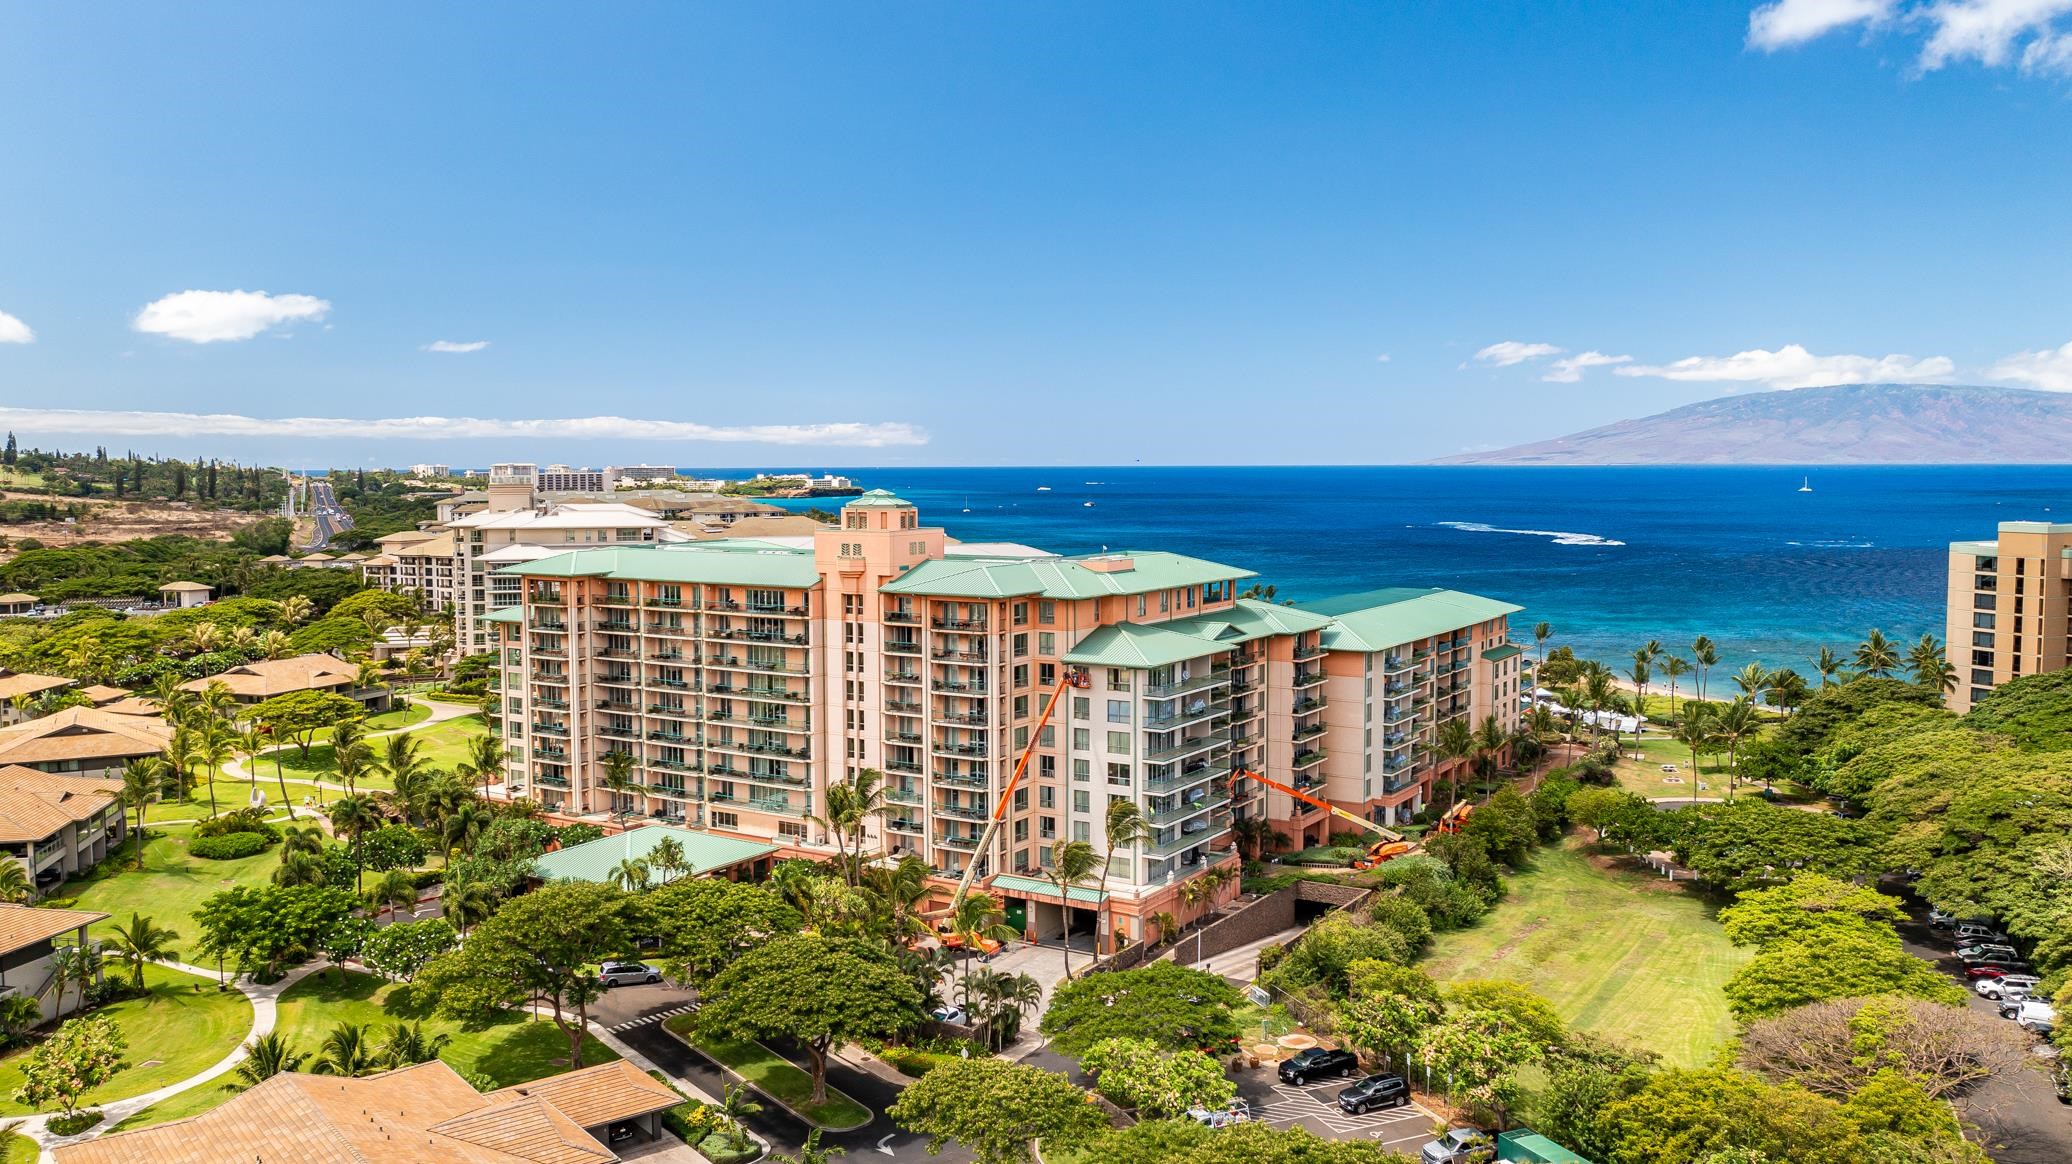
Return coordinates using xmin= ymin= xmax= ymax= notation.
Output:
xmin=1946 ymin=520 xmax=2072 ymax=713
xmin=611 ymin=465 xmax=678 ymax=483
xmin=537 ymin=465 xmax=617 ymax=493
xmin=447 ymin=500 xmax=686 ymax=651
xmin=359 ymin=530 xmax=457 ymax=609
xmin=408 ymin=463 xmax=452 ymax=479
xmin=489 ymin=491 xmax=1521 ymax=949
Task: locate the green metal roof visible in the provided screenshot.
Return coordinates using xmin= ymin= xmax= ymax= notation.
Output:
xmin=844 ymin=489 xmax=913 ymax=508
xmin=1158 ymin=598 xmax=1334 ymax=643
xmin=880 ymin=550 xmax=1253 ymax=600
xmin=1482 ymin=643 xmax=1523 ymax=662
xmin=1296 ymin=587 xmax=1523 ymax=653
xmin=482 ymin=606 xmax=523 ymax=624
xmin=533 ymin=825 xmax=778 ymax=884
xmin=1064 ymin=622 xmax=1232 ymax=669
xmin=988 ymin=872 xmax=1108 ymax=905
xmin=497 ymin=544 xmax=824 ymax=587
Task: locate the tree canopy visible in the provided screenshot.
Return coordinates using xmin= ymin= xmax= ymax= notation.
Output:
xmin=886 ymin=1057 xmax=1109 ymax=1164
xmin=1038 ymin=961 xmax=1244 ymax=1057
xmin=696 ymin=934 xmax=923 ymax=1102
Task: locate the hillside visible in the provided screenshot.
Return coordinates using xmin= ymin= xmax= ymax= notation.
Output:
xmin=1434 ymin=384 xmax=2072 ymax=465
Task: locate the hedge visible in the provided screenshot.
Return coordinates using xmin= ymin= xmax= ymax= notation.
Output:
xmin=189 ymin=831 xmax=272 ymax=860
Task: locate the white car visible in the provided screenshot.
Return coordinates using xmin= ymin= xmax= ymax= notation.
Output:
xmin=1977 ymin=975 xmax=2040 ymax=1001
xmin=929 ymin=1005 xmax=968 ymax=1026
xmin=1185 ymin=1100 xmax=1253 ymax=1128
xmin=597 ymin=961 xmax=661 ymax=987
xmin=2016 ymin=1001 xmax=2059 ymax=1034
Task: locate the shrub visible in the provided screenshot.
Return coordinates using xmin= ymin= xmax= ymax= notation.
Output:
xmin=1365 ymin=897 xmax=1433 ymax=955
xmin=193 ymin=807 xmax=280 ymax=841
xmin=189 ymin=831 xmax=271 ymax=860
xmin=46 ymin=1110 xmax=102 ymax=1136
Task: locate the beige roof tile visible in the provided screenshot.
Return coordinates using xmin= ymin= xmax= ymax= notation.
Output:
xmin=485 ymin=1059 xmax=682 ymax=1129
xmin=0 ymin=903 xmax=108 ymax=956
xmin=0 ymin=707 xmax=172 ymax=764
xmin=0 ymin=673 xmax=76 ymax=701
xmin=0 ymin=765 xmax=120 ymax=843
xmin=181 ymin=654 xmax=358 ymax=699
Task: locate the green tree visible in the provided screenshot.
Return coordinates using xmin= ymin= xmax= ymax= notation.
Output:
xmin=378 ymin=1021 xmax=452 ymax=1069
xmin=887 ymin=1056 xmax=1109 ymax=1164
xmin=1566 ymin=786 xmax=1637 ymax=843
xmin=14 ymin=1014 xmax=126 ymax=1118
xmin=311 ymin=1021 xmax=379 ymax=1076
xmin=1597 ymin=1067 xmax=1868 ymax=1164
xmin=327 ymin=795 xmax=378 ymax=891
xmin=1417 ymin=1007 xmax=1546 ymax=1127
xmin=227 ymin=1032 xmax=306 ymax=1090
xmin=1445 ymin=979 xmax=1568 ymax=1050
xmin=1337 ymin=959 xmax=1444 ymax=1074
xmin=1039 ymin=961 xmax=1244 ymax=1057
xmin=1692 ymin=636 xmax=1719 ymax=702
xmin=695 ymin=934 xmax=923 ymax=1103
xmin=1673 ymin=703 xmax=1715 ymax=805
xmin=0 ymin=858 xmax=29 ymax=906
xmin=598 ymin=748 xmax=639 ymax=831
xmin=194 ymin=884 xmax=361 ymax=979
xmin=105 ymin=912 xmax=179 ymax=991
xmin=1717 ymin=874 xmax=1904 ymax=948
xmin=1080 ymin=1036 xmax=1235 ymax=1118
xmin=1461 ymin=786 xmax=1537 ymax=865
xmin=360 ymin=918 xmax=459 ymax=982
xmin=1854 ymin=629 xmax=1900 ymax=679
xmin=1723 ymin=923 xmax=1965 ymax=1021
xmin=1673 ymin=800 xmax=1884 ymax=892
xmin=248 ymin=690 xmax=363 ymax=761
xmin=1044 ymin=839 xmax=1100 ymax=980
xmin=642 ymin=877 xmax=803 ymax=986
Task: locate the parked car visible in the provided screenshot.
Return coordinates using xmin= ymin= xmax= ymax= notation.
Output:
xmin=1960 ymin=951 xmax=2030 ymax=968
xmin=929 ymin=1005 xmax=968 ymax=1026
xmin=597 ymin=961 xmax=661 ymax=987
xmin=1955 ymin=923 xmax=2008 ymax=943
xmin=1338 ymin=1073 xmax=1411 ymax=1114
xmin=1279 ymin=1047 xmax=1360 ymax=1084
xmin=1421 ymin=1127 xmax=1497 ymax=1164
xmin=1966 ymin=964 xmax=2034 ymax=980
xmin=2015 ymin=1001 xmax=2059 ymax=1035
xmin=1955 ymin=943 xmax=2020 ymax=961
xmin=1185 ymin=1099 xmax=1253 ymax=1128
xmin=1976 ymin=975 xmax=2041 ymax=1000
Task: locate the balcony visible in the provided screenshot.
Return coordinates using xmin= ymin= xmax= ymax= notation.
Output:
xmin=534 ymin=696 xmax=569 ymax=710
xmin=533 ymin=673 xmax=570 ymax=686
xmin=537 ymin=773 xmax=570 ymax=789
xmin=1291 ymin=694 xmax=1327 ymax=714
xmin=1384 ymin=654 xmax=1413 ymax=673
xmin=1144 ymin=730 xmax=1232 ymax=763
xmin=651 ymin=757 xmax=699 ymax=773
xmin=742 ymin=769 xmax=810 ymax=788
xmin=598 ymin=648 xmax=640 ymax=660
xmin=886 ymin=759 xmax=923 ymax=774
xmin=886 ymin=640 xmax=922 ymax=656
xmin=531 ymin=722 xmax=569 ymax=736
xmin=931 ymin=678 xmax=988 ymax=695
xmin=1293 ymin=643 xmax=1325 ymax=660
xmin=747 ymin=602 xmax=809 ymax=617
xmin=749 ymin=713 xmax=802 ymax=729
xmin=1146 ymin=831 xmax=1213 ymax=858
xmin=931 ymin=801 xmax=989 ymax=821
xmin=646 ymin=730 xmax=692 ymax=744
xmin=531 ymin=646 xmax=567 ymax=659
xmin=1144 ymin=673 xmax=1227 ymax=699
xmin=888 ymin=730 xmax=923 ymax=744
xmin=747 ymin=686 xmax=809 ymax=703
xmin=886 ymin=670 xmax=923 ymax=685
xmin=648 ymin=648 xmax=686 ymax=662
xmin=599 ymin=725 xmax=639 ymax=741
xmin=1292 ymin=668 xmax=1326 ymax=688
xmin=1144 ymin=791 xmax=1230 ymax=826
xmin=939 ymin=710 xmax=988 ymax=725
xmin=885 ymin=610 xmax=920 ymax=625
xmin=887 ymin=816 xmax=925 ymax=833
xmin=931 ymin=617 xmax=987 ymax=631
xmin=1145 ymin=766 xmax=1216 ymax=793
xmin=932 ymin=648 xmax=989 ymax=663
xmin=934 ymin=770 xmax=989 ymax=789
xmin=533 ymin=745 xmax=568 ymax=760
xmin=887 ymin=786 xmax=924 ymax=806
xmin=932 ymin=740 xmax=992 ymax=757
xmin=934 ymin=833 xmax=982 ymax=850
xmin=645 ymin=677 xmax=693 ymax=691
xmin=1294 ymin=722 xmax=1326 ymax=741
xmin=1146 ymin=699 xmax=1229 ymax=729
xmin=1292 ymin=748 xmax=1327 ymax=768
xmin=886 ymin=698 xmax=924 ymax=714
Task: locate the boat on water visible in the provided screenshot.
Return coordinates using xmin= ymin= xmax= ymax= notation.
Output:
xmin=1036 ymin=486 xmax=1050 ymax=492
xmin=1798 ymin=477 xmax=1813 ymax=493
xmin=1083 ymin=501 xmax=1094 ymax=507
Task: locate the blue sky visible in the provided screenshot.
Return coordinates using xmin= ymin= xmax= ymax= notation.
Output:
xmin=1 ymin=1 xmax=2069 ymax=467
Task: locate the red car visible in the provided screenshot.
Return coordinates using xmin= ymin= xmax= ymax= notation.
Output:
xmin=1966 ymin=964 xmax=2033 ymax=980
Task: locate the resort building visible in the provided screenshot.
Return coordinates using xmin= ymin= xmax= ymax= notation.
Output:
xmin=409 ymin=462 xmax=453 ymax=478
xmin=610 ymin=464 xmax=678 ymax=483
xmin=489 ymin=491 xmax=1521 ymax=950
xmin=446 ymin=499 xmax=687 ymax=652
xmin=537 ymin=464 xmax=617 ymax=492
xmin=0 ymin=706 xmax=173 ymax=779
xmin=1946 ymin=521 xmax=2072 ymax=713
xmin=0 ymin=766 xmax=127 ymax=894
xmin=54 ymin=1058 xmax=685 ymax=1164
xmin=0 ymin=904 xmax=110 ymax=1024
xmin=359 ymin=529 xmax=459 ymax=609
xmin=0 ymin=673 xmax=78 ymax=724
xmin=181 ymin=653 xmax=390 ymax=711
xmin=156 ymin=580 xmax=213 ymax=608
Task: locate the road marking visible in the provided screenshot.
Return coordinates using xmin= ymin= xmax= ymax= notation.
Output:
xmin=876 ymin=1134 xmax=896 ymax=1155
xmin=607 ymin=1002 xmax=698 ymax=1033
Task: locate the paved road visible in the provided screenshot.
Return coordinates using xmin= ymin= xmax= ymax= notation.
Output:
xmin=591 ymin=982 xmax=974 ymax=1163
xmin=1891 ymin=898 xmax=2072 ymax=1163
xmin=304 ymin=478 xmax=352 ymax=550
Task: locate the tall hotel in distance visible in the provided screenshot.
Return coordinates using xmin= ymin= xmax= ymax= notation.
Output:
xmin=491 ymin=491 xmax=1523 ymax=947
xmin=1946 ymin=520 xmax=2072 ymax=713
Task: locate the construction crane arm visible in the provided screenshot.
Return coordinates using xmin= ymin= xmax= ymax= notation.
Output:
xmin=1232 ymin=767 xmax=1405 ymax=844
xmin=935 ymin=667 xmax=1090 ymax=918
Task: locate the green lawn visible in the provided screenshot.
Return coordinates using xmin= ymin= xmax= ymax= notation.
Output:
xmin=361 ymin=701 xmax=432 ymax=732
xmin=46 ymin=827 xmax=282 ymax=949
xmin=1612 ymin=735 xmax=1736 ymax=800
xmin=0 ymin=1129 xmax=33 ymax=1163
xmin=0 ymin=964 xmax=251 ymax=1116
xmin=114 ymin=969 xmax=620 ymax=1130
xmin=235 ymin=713 xmax=489 ymax=792
xmin=1419 ymin=839 xmax=1749 ymax=1068
xmin=665 ymin=1013 xmax=872 ymax=1130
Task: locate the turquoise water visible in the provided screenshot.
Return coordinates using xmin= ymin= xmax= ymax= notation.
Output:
xmin=738 ymin=466 xmax=2072 ymax=673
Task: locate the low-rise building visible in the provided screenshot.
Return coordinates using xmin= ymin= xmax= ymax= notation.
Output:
xmin=0 ymin=707 xmax=173 ymax=778
xmin=157 ymin=580 xmax=213 ymax=608
xmin=0 ymin=593 xmax=39 ymax=617
xmin=0 ymin=903 xmax=111 ymax=1024
xmin=0 ymin=766 xmax=126 ymax=894
xmin=0 ymin=673 xmax=77 ymax=724
xmin=54 ymin=1058 xmax=685 ymax=1164
xmin=409 ymin=463 xmax=453 ymax=478
xmin=532 ymin=823 xmax=779 ymax=884
xmin=359 ymin=529 xmax=458 ymax=609
xmin=182 ymin=653 xmax=389 ymax=710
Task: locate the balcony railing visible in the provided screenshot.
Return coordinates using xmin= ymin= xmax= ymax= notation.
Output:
xmin=934 ymin=770 xmax=989 ymax=789
xmin=934 ymin=833 xmax=981 ymax=850
xmin=1144 ymin=673 xmax=1227 ymax=699
xmin=1292 ymin=748 xmax=1327 ymax=768
xmin=1144 ymin=791 xmax=1231 ymax=826
xmin=1293 ymin=668 xmax=1326 ymax=688
xmin=931 ymin=802 xmax=989 ymax=821
xmin=1144 ymin=731 xmax=1232 ymax=763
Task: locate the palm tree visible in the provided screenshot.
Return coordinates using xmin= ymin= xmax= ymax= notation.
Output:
xmin=1178 ymin=876 xmax=1215 ymax=965
xmin=354 ymin=660 xmax=390 ymax=709
xmin=233 ymin=720 xmax=279 ymax=814
xmin=119 ymin=757 xmax=163 ymax=868
xmin=256 ymin=629 xmax=293 ymax=660
xmin=458 ymin=732 xmax=505 ymax=799
xmin=167 ymin=726 xmax=203 ymax=806
xmin=1434 ymin=716 xmax=1476 ymax=814
xmin=332 ymin=740 xmax=373 ymax=799
xmin=1732 ymin=662 xmax=1770 ymax=702
xmin=380 ymin=1021 xmax=452 ymax=1068
xmin=328 ymin=795 xmax=376 ymax=891
xmin=946 ymin=890 xmax=1015 ymax=995
xmin=311 ymin=1022 xmax=379 ymax=1076
xmin=50 ymin=942 xmax=102 ymax=1014
xmin=440 ymin=800 xmax=491 ymax=862
xmin=1814 ymin=646 xmax=1845 ymax=688
xmin=1691 ymin=636 xmax=1719 ymax=703
xmin=1906 ymin=634 xmax=1955 ymax=695
xmin=442 ymin=875 xmax=498 ymax=936
xmin=1474 ymin=713 xmax=1509 ymax=785
xmin=771 ymin=1129 xmax=844 ymax=1164
xmin=598 ymin=749 xmax=639 ymax=828
xmin=1150 ymin=910 xmax=1179 ymax=948
xmin=715 ymin=1083 xmax=763 ymax=1153
xmin=1229 ymin=816 xmax=1284 ymax=862
xmin=812 ymin=768 xmax=888 ymax=886
xmin=1712 ymin=698 xmax=1761 ymax=799
xmin=1628 ymin=650 xmax=1652 ymax=724
xmin=608 ymin=856 xmax=652 ymax=892
xmin=859 ymin=854 xmax=934 ymax=949
xmin=227 ymin=1033 xmax=306 ymax=1090
xmin=189 ymin=622 xmax=223 ymax=655
xmin=1661 ymin=656 xmax=1689 ymax=720
xmin=1582 ymin=663 xmax=1619 ymax=744
xmin=1045 ymin=840 xmax=1099 ymax=980
xmin=277 ymin=594 xmax=314 ymax=626
xmin=1095 ymin=800 xmax=1148 ymax=956
xmin=368 ymin=868 xmax=418 ymax=922
xmin=1765 ymin=668 xmax=1810 ymax=717
xmin=0 ymin=859 xmax=30 ymax=905
xmin=196 ymin=719 xmax=239 ymax=819
xmin=197 ymin=679 xmax=237 ymax=724
xmin=649 ymin=835 xmax=687 ymax=883
xmin=1855 ymin=629 xmax=1900 ymax=678
xmin=1673 ymin=704 xmax=1714 ymax=809
xmin=376 ymin=734 xmax=430 ymax=820
xmin=1532 ymin=622 xmax=1553 ymax=673
xmin=106 ymin=912 xmax=179 ymax=990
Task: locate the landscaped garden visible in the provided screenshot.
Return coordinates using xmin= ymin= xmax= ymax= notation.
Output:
xmin=665 ymin=1013 xmax=872 ymax=1129
xmin=48 ymin=829 xmax=281 ymax=948
xmin=0 ymin=964 xmax=251 ymax=1117
xmin=1418 ymin=838 xmax=1748 ymax=1067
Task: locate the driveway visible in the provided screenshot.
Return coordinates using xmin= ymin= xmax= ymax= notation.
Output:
xmin=1231 ymin=1065 xmax=1441 ymax=1156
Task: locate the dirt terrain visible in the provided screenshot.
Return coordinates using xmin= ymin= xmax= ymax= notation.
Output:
xmin=0 ymin=490 xmax=268 ymax=548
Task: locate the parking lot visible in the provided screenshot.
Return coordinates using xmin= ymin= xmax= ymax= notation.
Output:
xmin=1232 ymin=1069 xmax=1441 ymax=1155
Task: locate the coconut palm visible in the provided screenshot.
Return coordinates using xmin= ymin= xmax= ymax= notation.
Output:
xmin=1814 ymin=646 xmax=1845 ymax=688
xmin=770 ymin=1129 xmax=843 ymax=1164
xmin=380 ymin=1021 xmax=451 ymax=1068
xmin=1906 ymin=634 xmax=1955 ymax=695
xmin=375 ymin=734 xmax=430 ymax=818
xmin=354 ymin=660 xmax=389 ymax=708
xmin=277 ymin=594 xmax=314 ymax=626
xmin=1765 ymin=668 xmax=1810 ymax=717
xmin=188 ymin=622 xmax=223 ymax=655
xmin=608 ymin=856 xmax=652 ymax=892
xmin=1474 ymin=713 xmax=1509 ymax=785
xmin=946 ymin=890 xmax=1016 ymax=995
xmin=859 ymin=854 xmax=934 ymax=949
xmin=1229 ymin=816 xmax=1285 ymax=862
xmin=1434 ymin=716 xmax=1476 ymax=814
xmin=1532 ymin=622 xmax=1554 ymax=672
xmin=1854 ymin=629 xmax=1901 ymax=678
xmin=1691 ymin=636 xmax=1719 ymax=703
xmin=106 ymin=912 xmax=179 ymax=990
xmin=1732 ymin=662 xmax=1771 ymax=702
xmin=1713 ymin=697 xmax=1762 ymax=800
xmin=328 ymin=795 xmax=377 ymax=891
xmin=234 ymin=720 xmax=282 ymax=815
xmin=1150 ymin=910 xmax=1179 ymax=948
xmin=197 ymin=679 xmax=238 ymax=725
xmin=368 ymin=868 xmax=418 ymax=922
xmin=442 ymin=875 xmax=498 ymax=936
xmin=812 ymin=768 xmax=889 ymax=886
xmin=1660 ymin=656 xmax=1689 ymax=720
xmin=1673 ymin=704 xmax=1715 ymax=809
xmin=50 ymin=942 xmax=102 ymax=1014
xmin=457 ymin=732 xmax=506 ymax=799
xmin=119 ymin=757 xmax=163 ymax=868
xmin=1096 ymin=800 xmax=1149 ymax=956
xmin=598 ymin=749 xmax=639 ymax=828
xmin=333 ymin=740 xmax=373 ymax=799
xmin=227 ymin=1033 xmax=306 ymax=1090
xmin=0 ymin=859 xmax=30 ymax=905
xmin=311 ymin=1022 xmax=379 ymax=1076
xmin=1628 ymin=650 xmax=1652 ymax=724
xmin=1045 ymin=840 xmax=1100 ymax=980
xmin=1582 ymin=663 xmax=1619 ymax=743
xmin=440 ymin=800 xmax=491 ymax=862
xmin=196 ymin=719 xmax=238 ymax=819
xmin=648 ymin=835 xmax=687 ymax=883
xmin=255 ymin=629 xmax=292 ymax=660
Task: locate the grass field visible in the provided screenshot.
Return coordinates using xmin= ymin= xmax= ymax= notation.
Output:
xmin=1611 ymin=735 xmax=1735 ymax=800
xmin=47 ymin=827 xmax=282 ymax=948
xmin=112 ymin=969 xmax=620 ymax=1131
xmin=1420 ymin=839 xmax=1749 ymax=1068
xmin=665 ymin=1013 xmax=872 ymax=1129
xmin=0 ymin=964 xmax=251 ymax=1116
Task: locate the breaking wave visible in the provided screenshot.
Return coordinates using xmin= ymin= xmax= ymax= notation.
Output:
xmin=1437 ymin=521 xmax=1625 ymax=547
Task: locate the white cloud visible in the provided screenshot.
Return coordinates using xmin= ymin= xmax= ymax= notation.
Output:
xmin=1748 ymin=0 xmax=1895 ymax=49
xmin=0 ymin=407 xmax=927 ymax=447
xmin=1616 ymin=343 xmax=1955 ymax=388
xmin=1542 ymin=351 xmax=1633 ymax=383
xmin=132 ymin=289 xmax=330 ymax=343
xmin=1988 ymin=341 xmax=2072 ymax=390
xmin=1473 ymin=341 xmax=1565 ymax=367
xmin=423 ymin=340 xmax=490 ymax=353
xmin=1374 ymin=353 xmax=1392 ymax=363
xmin=1747 ymin=0 xmax=2072 ymax=74
xmin=0 ymin=311 xmax=32 ymax=345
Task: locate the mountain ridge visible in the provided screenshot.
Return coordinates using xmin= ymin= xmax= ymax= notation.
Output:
xmin=1432 ymin=384 xmax=2072 ymax=465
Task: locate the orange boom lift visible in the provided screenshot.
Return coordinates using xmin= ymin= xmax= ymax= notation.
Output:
xmin=1232 ymin=767 xmax=1416 ymax=868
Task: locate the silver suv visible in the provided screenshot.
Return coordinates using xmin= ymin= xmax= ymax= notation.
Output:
xmin=1976 ymin=975 xmax=2040 ymax=1001
xmin=598 ymin=961 xmax=662 ymax=987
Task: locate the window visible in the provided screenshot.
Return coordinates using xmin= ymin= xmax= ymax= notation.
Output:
xmin=1072 ymin=821 xmax=1090 ymax=842
xmin=1039 ymin=632 xmax=1055 ymax=655
xmin=1107 ymin=763 xmax=1132 ymax=786
xmin=1107 ymin=731 xmax=1130 ymax=753
xmin=1109 ymin=668 xmax=1131 ymax=691
xmin=1013 ymin=664 xmax=1030 ymax=688
xmin=1013 ymin=820 xmax=1029 ymax=842
xmin=1073 ymin=728 xmax=1090 ymax=750
xmin=1039 ymin=601 xmax=1055 ymax=624
xmin=778 ymin=821 xmax=807 ymax=840
xmin=1013 ymin=787 xmax=1029 ymax=810
xmin=1073 ymin=758 xmax=1091 ymax=782
xmin=1073 ymin=789 xmax=1090 ymax=812
xmin=1039 ymin=785 xmax=1055 ymax=808
xmin=1039 ymin=725 xmax=1055 ymax=747
xmin=1012 ymin=602 xmax=1029 ymax=625
xmin=1072 ymin=696 xmax=1090 ymax=720
xmin=712 ymin=811 xmax=739 ymax=830
xmin=1107 ymin=699 xmax=1131 ymax=723
xmin=1013 ymin=633 xmax=1029 ymax=657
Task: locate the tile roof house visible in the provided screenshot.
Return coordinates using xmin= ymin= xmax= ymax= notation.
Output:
xmin=181 ymin=653 xmax=389 ymax=710
xmin=0 ymin=706 xmax=173 ymax=778
xmin=0 ymin=765 xmax=126 ymax=896
xmin=55 ymin=1059 xmax=686 ymax=1164
xmin=0 ymin=672 xmax=78 ymax=725
xmin=0 ymin=902 xmax=110 ymax=1023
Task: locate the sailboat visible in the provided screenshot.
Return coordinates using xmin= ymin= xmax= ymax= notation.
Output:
xmin=1798 ymin=477 xmax=1813 ymax=493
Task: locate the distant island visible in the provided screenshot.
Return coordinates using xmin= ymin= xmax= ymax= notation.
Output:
xmin=1433 ymin=383 xmax=2072 ymax=465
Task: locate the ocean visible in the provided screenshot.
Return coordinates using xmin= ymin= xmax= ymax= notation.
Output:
xmin=737 ymin=466 xmax=2072 ymax=674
